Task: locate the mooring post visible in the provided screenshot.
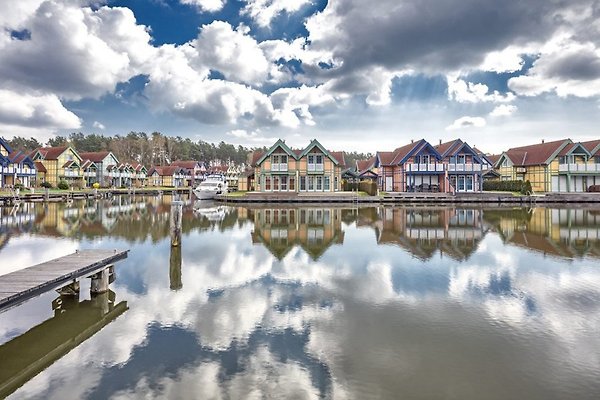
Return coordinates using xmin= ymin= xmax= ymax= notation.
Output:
xmin=169 ymin=244 xmax=182 ymax=291
xmin=90 ymin=268 xmax=110 ymax=294
xmin=44 ymin=187 xmax=49 ymax=202
xmin=170 ymin=200 xmax=183 ymax=246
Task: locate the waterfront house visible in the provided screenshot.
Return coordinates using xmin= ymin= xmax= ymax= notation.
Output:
xmin=495 ymin=139 xmax=572 ymax=192
xmin=171 ymin=161 xmax=202 ymax=186
xmin=81 ymin=160 xmax=99 ymax=187
xmin=0 ymin=138 xmax=37 ymax=188
xmin=435 ymin=139 xmax=487 ymax=192
xmin=552 ymin=140 xmax=600 ymax=192
xmin=375 ymin=139 xmax=444 ymax=192
xmin=355 ymin=157 xmax=379 ymax=182
xmin=131 ymin=163 xmax=148 ymax=187
xmin=253 ymin=139 xmax=346 ymax=193
xmin=31 ymin=146 xmax=84 ymax=188
xmin=79 ymin=151 xmax=119 ymax=187
xmin=148 ymin=166 xmax=185 ymax=187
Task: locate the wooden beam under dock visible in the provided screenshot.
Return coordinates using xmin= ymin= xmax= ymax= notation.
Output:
xmin=0 ymin=249 xmax=129 ymax=312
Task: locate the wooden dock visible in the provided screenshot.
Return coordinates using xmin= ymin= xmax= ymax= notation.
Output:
xmin=0 ymin=249 xmax=129 ymax=312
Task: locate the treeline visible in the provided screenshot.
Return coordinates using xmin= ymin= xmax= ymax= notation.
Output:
xmin=8 ymin=132 xmax=260 ymax=166
xmin=6 ymin=132 xmax=373 ymax=167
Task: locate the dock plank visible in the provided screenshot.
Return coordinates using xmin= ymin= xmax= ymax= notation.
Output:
xmin=0 ymin=249 xmax=128 ymax=312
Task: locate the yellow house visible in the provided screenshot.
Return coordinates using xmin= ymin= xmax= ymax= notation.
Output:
xmin=31 ymin=146 xmax=84 ymax=188
xmin=253 ymin=139 xmax=346 ymax=193
xmin=147 ymin=166 xmax=185 ymax=187
xmin=494 ymin=139 xmax=572 ymax=192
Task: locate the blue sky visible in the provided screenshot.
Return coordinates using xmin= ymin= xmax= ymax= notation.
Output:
xmin=0 ymin=0 xmax=599 ymax=153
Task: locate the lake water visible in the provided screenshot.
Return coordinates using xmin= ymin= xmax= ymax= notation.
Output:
xmin=1 ymin=196 xmax=599 ymax=399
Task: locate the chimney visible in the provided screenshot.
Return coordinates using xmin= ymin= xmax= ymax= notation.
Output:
xmin=439 ymin=139 xmax=442 ymax=145
xmin=541 ymin=139 xmax=545 ymax=144
xmin=411 ymin=139 xmax=414 ymax=143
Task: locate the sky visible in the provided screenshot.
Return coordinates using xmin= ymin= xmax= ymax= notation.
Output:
xmin=0 ymin=0 xmax=599 ymax=154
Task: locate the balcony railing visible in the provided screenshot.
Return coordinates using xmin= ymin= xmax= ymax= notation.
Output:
xmin=271 ymin=163 xmax=288 ymax=172
xmin=83 ymin=171 xmax=97 ymax=177
xmin=406 ymin=163 xmax=444 ymax=172
xmin=448 ymin=164 xmax=483 ymax=172
xmin=307 ymin=164 xmax=324 ymax=172
xmin=63 ymin=170 xmax=80 ymax=177
xmin=558 ymin=163 xmax=600 ymax=173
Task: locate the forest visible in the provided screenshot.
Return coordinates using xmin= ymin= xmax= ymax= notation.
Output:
xmin=6 ymin=132 xmax=373 ymax=168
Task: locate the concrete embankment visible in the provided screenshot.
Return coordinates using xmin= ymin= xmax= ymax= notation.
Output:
xmin=215 ymin=192 xmax=600 ymax=204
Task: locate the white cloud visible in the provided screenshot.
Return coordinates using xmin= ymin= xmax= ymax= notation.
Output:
xmin=0 ymin=89 xmax=81 ymax=129
xmin=447 ymin=76 xmax=515 ymax=103
xmin=508 ymin=36 xmax=600 ymax=98
xmin=242 ymin=0 xmax=312 ymax=28
xmin=192 ymin=21 xmax=270 ymax=86
xmin=0 ymin=2 xmax=154 ymax=100
xmin=479 ymin=46 xmax=527 ymax=73
xmin=446 ymin=116 xmax=486 ymax=131
xmin=180 ymin=0 xmax=226 ymax=13
xmin=92 ymin=120 xmax=106 ymax=130
xmin=489 ymin=104 xmax=518 ymax=117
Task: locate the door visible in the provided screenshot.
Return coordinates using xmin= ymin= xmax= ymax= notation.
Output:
xmin=385 ymin=176 xmax=393 ymax=191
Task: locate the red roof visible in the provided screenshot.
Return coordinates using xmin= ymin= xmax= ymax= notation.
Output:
xmin=250 ymin=151 xmax=264 ymax=166
xmin=377 ymin=151 xmax=395 ymax=166
xmin=582 ymin=140 xmax=600 ymax=156
xmin=79 ymin=151 xmax=112 ymax=163
xmin=62 ymin=160 xmax=76 ymax=168
xmin=171 ymin=160 xmax=199 ymax=169
xmin=329 ymin=151 xmax=346 ymax=167
xmin=81 ymin=160 xmax=95 ymax=169
xmin=504 ymin=139 xmax=570 ymax=166
xmin=150 ymin=166 xmax=182 ymax=176
xmin=36 ymin=146 xmax=69 ymax=160
xmin=388 ymin=141 xmax=422 ymax=165
xmin=34 ymin=161 xmax=47 ymax=173
xmin=435 ymin=139 xmax=462 ymax=157
xmin=487 ymin=154 xmax=501 ymax=165
xmin=356 ymin=156 xmax=376 ymax=172
xmin=8 ymin=152 xmax=27 ymax=164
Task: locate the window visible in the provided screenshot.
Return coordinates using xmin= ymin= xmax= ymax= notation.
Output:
xmin=596 ymin=157 xmax=600 ymax=164
xmin=281 ymin=176 xmax=288 ymax=191
xmin=316 ymin=176 xmax=323 ymax=191
xmin=420 ymin=155 xmax=429 ymax=164
xmin=334 ymin=177 xmax=338 ymax=191
xmin=458 ymin=175 xmax=465 ymax=191
xmin=449 ymin=156 xmax=456 ymax=164
xmin=289 ymin=177 xmax=295 ymax=191
xmin=308 ymin=176 xmax=314 ymax=191
xmin=308 ymin=154 xmax=324 ymax=171
xmin=501 ymin=158 xmax=508 ymax=167
xmin=466 ymin=175 xmax=473 ymax=191
xmin=457 ymin=154 xmax=466 ymax=164
xmin=273 ymin=176 xmax=279 ymax=191
xmin=324 ymin=176 xmax=330 ymax=191
xmin=300 ymin=176 xmax=306 ymax=191
xmin=265 ymin=176 xmax=271 ymax=191
xmin=559 ymin=156 xmax=566 ymax=164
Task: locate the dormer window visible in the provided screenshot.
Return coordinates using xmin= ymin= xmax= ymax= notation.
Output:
xmin=457 ymin=154 xmax=465 ymax=164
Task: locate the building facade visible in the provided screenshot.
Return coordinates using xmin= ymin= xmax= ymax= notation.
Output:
xmin=31 ymin=146 xmax=84 ymax=188
xmin=253 ymin=139 xmax=345 ymax=193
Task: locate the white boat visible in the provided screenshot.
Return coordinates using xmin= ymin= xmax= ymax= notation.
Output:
xmin=193 ymin=174 xmax=228 ymax=199
xmin=193 ymin=204 xmax=227 ymax=222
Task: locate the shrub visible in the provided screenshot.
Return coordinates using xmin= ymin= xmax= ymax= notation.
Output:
xmin=14 ymin=183 xmax=24 ymax=190
xmin=40 ymin=181 xmax=53 ymax=188
xmin=359 ymin=180 xmax=378 ymax=196
xmin=57 ymin=180 xmax=69 ymax=190
xmin=92 ymin=182 xmax=100 ymax=189
xmin=483 ymin=180 xmax=533 ymax=194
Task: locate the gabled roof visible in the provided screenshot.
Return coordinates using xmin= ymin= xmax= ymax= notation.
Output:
xmin=487 ymin=154 xmax=501 ymax=165
xmin=377 ymin=140 xmax=424 ymax=166
xmin=171 ymin=160 xmax=200 ymax=169
xmin=392 ymin=139 xmax=442 ymax=164
xmin=0 ymin=137 xmax=13 ymax=153
xmin=149 ymin=166 xmax=183 ymax=176
xmin=8 ymin=151 xmax=35 ymax=167
xmin=256 ymin=139 xmax=297 ymax=165
xmin=35 ymin=146 xmax=70 ymax=160
xmin=503 ymin=139 xmax=571 ymax=166
xmin=557 ymin=142 xmax=591 ymax=157
xmin=329 ymin=151 xmax=346 ymax=167
xmin=300 ymin=139 xmax=340 ymax=165
xmin=582 ymin=140 xmax=600 ymax=156
xmin=62 ymin=160 xmax=79 ymax=168
xmin=435 ymin=139 xmax=463 ymax=157
xmin=34 ymin=161 xmax=47 ymax=173
xmin=131 ymin=163 xmax=147 ymax=172
xmin=356 ymin=156 xmax=376 ymax=172
xmin=78 ymin=151 xmax=115 ymax=163
xmin=376 ymin=151 xmax=396 ymax=166
xmin=81 ymin=160 xmax=97 ymax=169
xmin=250 ymin=151 xmax=265 ymax=167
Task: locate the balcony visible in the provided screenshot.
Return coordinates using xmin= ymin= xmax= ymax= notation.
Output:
xmin=307 ymin=164 xmax=324 ymax=172
xmin=83 ymin=171 xmax=97 ymax=177
xmin=63 ymin=170 xmax=80 ymax=177
xmin=271 ymin=163 xmax=288 ymax=172
xmin=448 ymin=164 xmax=482 ymax=172
xmin=558 ymin=163 xmax=600 ymax=173
xmin=406 ymin=163 xmax=444 ymax=172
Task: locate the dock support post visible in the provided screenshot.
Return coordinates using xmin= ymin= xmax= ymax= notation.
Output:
xmin=90 ymin=268 xmax=110 ymax=294
xmin=44 ymin=187 xmax=49 ymax=202
xmin=56 ymin=280 xmax=80 ymax=297
xmin=170 ymin=244 xmax=182 ymax=291
xmin=170 ymin=200 xmax=183 ymax=246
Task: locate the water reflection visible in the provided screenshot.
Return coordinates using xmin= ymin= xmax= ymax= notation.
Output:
xmin=0 ymin=199 xmax=599 ymax=399
xmin=0 ymin=290 xmax=127 ymax=398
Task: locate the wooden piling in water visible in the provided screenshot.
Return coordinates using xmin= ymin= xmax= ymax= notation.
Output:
xmin=170 ymin=200 xmax=183 ymax=246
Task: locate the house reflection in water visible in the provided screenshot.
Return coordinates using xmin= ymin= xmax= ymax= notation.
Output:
xmin=373 ymin=207 xmax=487 ymax=261
xmin=250 ymin=207 xmax=344 ymax=260
xmin=484 ymin=207 xmax=600 ymax=259
xmin=0 ymin=290 xmax=128 ymax=398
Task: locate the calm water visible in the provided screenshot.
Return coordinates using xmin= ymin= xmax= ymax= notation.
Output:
xmin=1 ymin=196 xmax=599 ymax=399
